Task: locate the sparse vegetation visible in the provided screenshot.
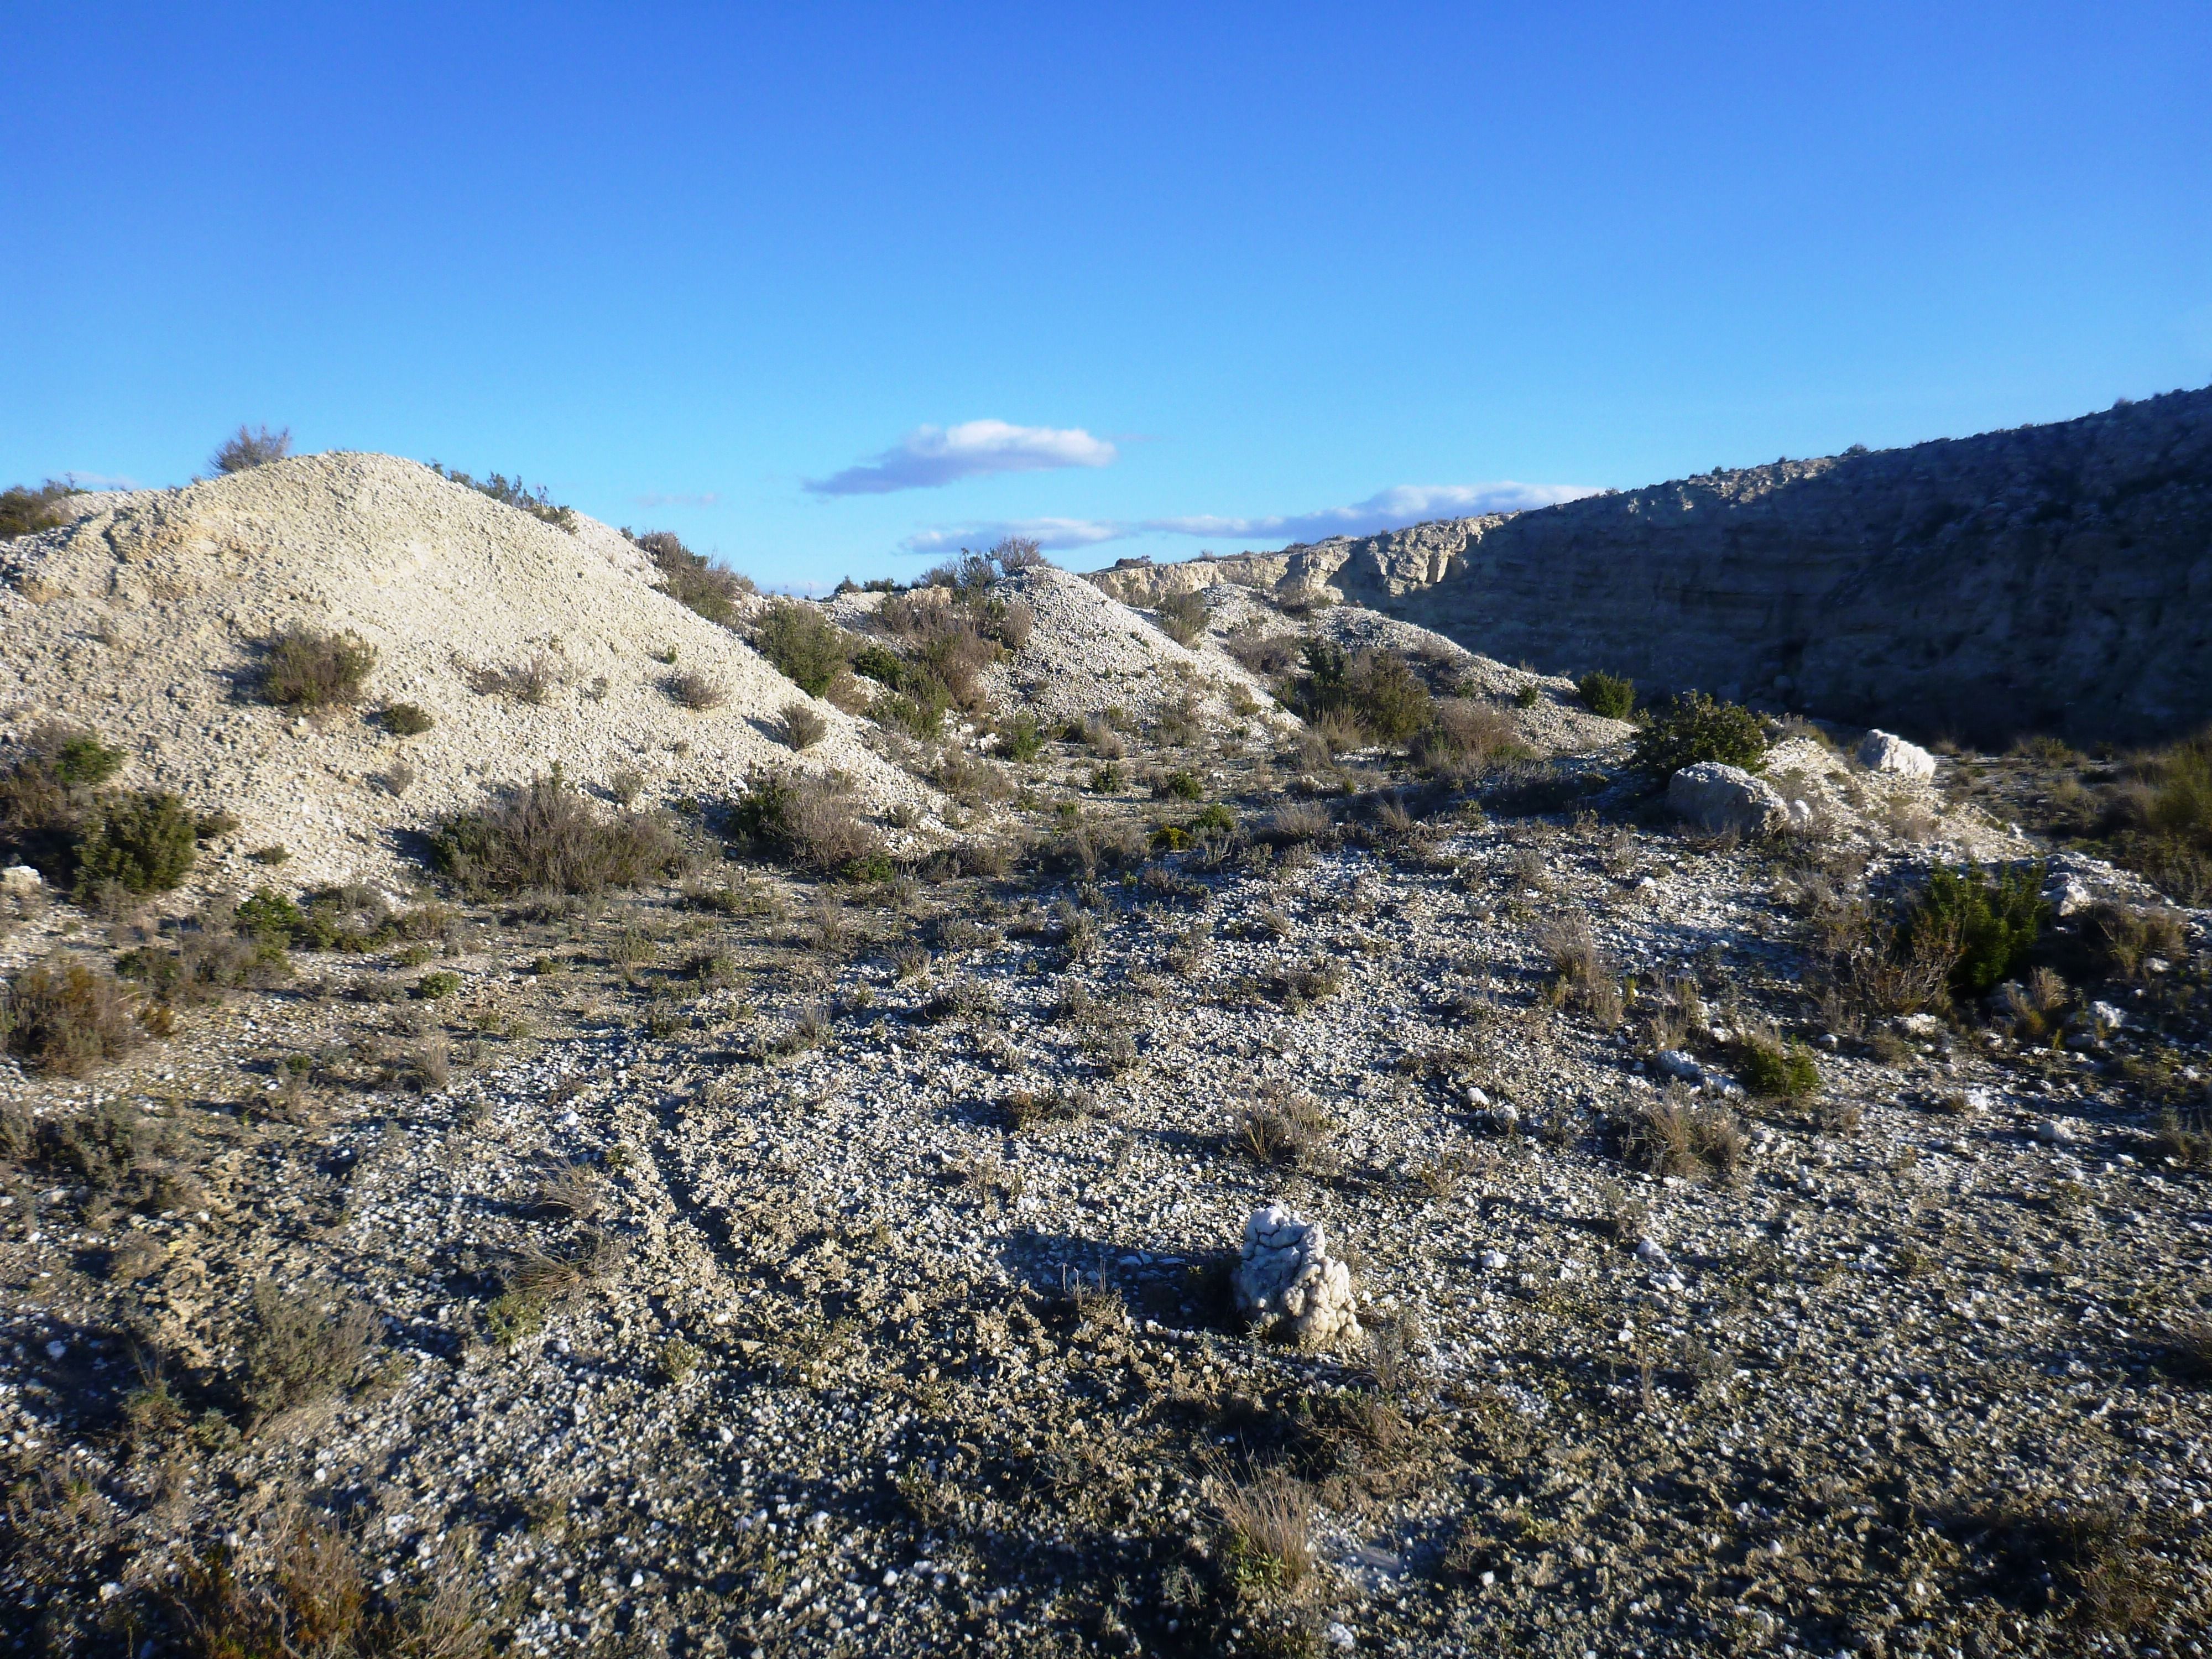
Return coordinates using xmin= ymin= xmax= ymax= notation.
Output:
xmin=0 ymin=478 xmax=74 ymax=539
xmin=71 ymin=789 xmax=200 ymax=897
xmin=1 ymin=957 xmax=143 ymax=1074
xmin=382 ymin=702 xmax=435 ymax=737
xmin=261 ymin=628 xmax=378 ymax=709
xmin=1154 ymin=588 xmax=1210 ymax=646
xmin=427 ymin=461 xmax=578 ymax=530
xmin=429 ymin=773 xmax=679 ymax=896
xmin=665 ymin=669 xmax=728 ymax=710
xmin=1906 ymin=860 xmax=2046 ymax=999
xmin=779 ymin=701 xmax=830 ymax=749
xmin=212 ymin=424 xmax=293 ymax=473
xmin=632 ymin=528 xmax=754 ymax=625
xmin=729 ymin=771 xmax=885 ymax=876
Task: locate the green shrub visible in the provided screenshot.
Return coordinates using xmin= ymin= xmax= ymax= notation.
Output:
xmin=414 ymin=970 xmax=461 ymax=1000
xmin=1577 ymin=671 xmax=1636 ymax=719
xmin=850 ymin=640 xmax=907 ymax=686
xmin=262 ymin=628 xmax=378 ymax=709
xmin=633 ymin=529 xmax=754 ymax=626
xmin=1738 ymin=1039 xmax=1820 ymax=1100
xmin=754 ymin=600 xmax=849 ymax=697
xmin=872 ymin=690 xmax=946 ymax=739
xmin=0 ymin=479 xmax=74 ymax=540
xmin=1191 ymin=802 xmax=1237 ymax=834
xmin=1088 ymin=763 xmax=1123 ymax=793
xmin=1907 ymin=862 xmax=2047 ymax=999
xmin=236 ymin=887 xmax=306 ymax=942
xmin=72 ymin=792 xmax=197 ymax=898
xmin=382 ymin=702 xmax=434 ymax=737
xmin=1512 ymin=684 xmax=1542 ymax=709
xmin=1630 ymin=691 xmax=1767 ymax=778
xmin=211 ymin=424 xmax=291 ymax=473
xmin=1159 ymin=769 xmax=1203 ymax=801
xmin=1349 ymin=651 xmax=1432 ymax=744
xmin=998 ymin=712 xmax=1045 ymax=763
xmin=1 ymin=958 xmax=142 ymax=1074
xmin=430 ymin=774 xmax=679 ymax=897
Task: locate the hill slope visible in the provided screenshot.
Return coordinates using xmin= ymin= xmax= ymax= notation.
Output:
xmin=0 ymin=453 xmax=933 ymax=890
xmin=1094 ymin=386 xmax=2212 ymax=745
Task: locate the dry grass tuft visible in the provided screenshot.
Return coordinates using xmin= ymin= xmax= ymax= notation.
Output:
xmin=1 ymin=956 xmax=143 ymax=1074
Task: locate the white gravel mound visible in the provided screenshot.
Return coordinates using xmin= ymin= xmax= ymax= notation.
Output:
xmin=0 ymin=453 xmax=934 ymax=892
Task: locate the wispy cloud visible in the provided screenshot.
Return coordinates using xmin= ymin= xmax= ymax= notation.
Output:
xmin=808 ymin=420 xmax=1117 ymax=496
xmin=632 ymin=490 xmax=721 ymax=509
xmin=900 ymin=517 xmax=1126 ymax=555
xmin=1142 ymin=482 xmax=1597 ymax=544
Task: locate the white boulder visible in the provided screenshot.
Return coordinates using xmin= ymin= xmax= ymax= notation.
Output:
xmin=0 ymin=865 xmax=43 ymax=896
xmin=1667 ymin=763 xmax=1789 ymax=836
xmin=1855 ymin=730 xmax=1937 ymax=778
xmin=1233 ymin=1204 xmax=1361 ymax=1348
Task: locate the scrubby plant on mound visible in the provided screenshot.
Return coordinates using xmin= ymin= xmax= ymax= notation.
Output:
xmin=71 ymin=791 xmax=198 ymax=898
xmin=779 ymin=701 xmax=830 ymax=750
xmin=1 ymin=724 xmax=125 ymax=884
xmin=429 ymin=773 xmax=680 ymax=896
xmin=1154 ymin=589 xmax=1210 ymax=647
xmin=728 ymin=771 xmax=886 ymax=877
xmin=2 ymin=957 xmax=143 ymax=1074
xmin=1411 ymin=698 xmax=1523 ymax=778
xmin=630 ymin=528 xmax=755 ymax=627
xmin=664 ymin=670 xmax=728 ymax=711
xmin=381 ymin=702 xmax=435 ymax=737
xmin=0 ymin=479 xmax=74 ymax=540
xmin=753 ymin=599 xmax=851 ymax=698
xmin=1736 ymin=1035 xmax=1821 ymax=1100
xmin=426 ymin=461 xmax=578 ymax=531
xmin=211 ymin=424 xmax=291 ymax=473
xmin=1577 ymin=670 xmax=1636 ymax=719
xmin=1905 ymin=861 xmax=2047 ymax=1000
xmin=1629 ymin=691 xmax=1766 ymax=778
xmin=260 ymin=627 xmax=378 ymax=709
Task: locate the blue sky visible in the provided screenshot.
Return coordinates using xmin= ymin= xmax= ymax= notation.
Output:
xmin=4 ymin=2 xmax=2207 ymax=590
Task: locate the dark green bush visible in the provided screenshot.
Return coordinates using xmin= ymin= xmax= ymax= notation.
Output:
xmin=1738 ymin=1038 xmax=1820 ymax=1100
xmin=1907 ymin=862 xmax=2048 ymax=999
xmin=1159 ymin=769 xmax=1203 ymax=801
xmin=849 ymin=641 xmax=907 ymax=687
xmin=1345 ymin=651 xmax=1432 ymax=745
xmin=430 ymin=774 xmax=679 ymax=897
xmin=414 ymin=970 xmax=461 ymax=1000
xmin=1630 ymin=691 xmax=1767 ymax=778
xmin=1512 ymin=685 xmax=1543 ymax=709
xmin=72 ymin=791 xmax=197 ymax=898
xmin=1191 ymin=802 xmax=1237 ymax=834
xmin=236 ymin=888 xmax=306 ymax=941
xmin=754 ymin=600 xmax=849 ymax=697
xmin=382 ymin=702 xmax=435 ymax=737
xmin=998 ymin=712 xmax=1045 ymax=763
xmin=1577 ymin=671 xmax=1636 ymax=719
xmin=262 ymin=628 xmax=378 ymax=709
xmin=0 ymin=479 xmax=74 ymax=540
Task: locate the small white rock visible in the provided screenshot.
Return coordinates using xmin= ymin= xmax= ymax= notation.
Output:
xmin=2035 ymin=1118 xmax=2074 ymax=1145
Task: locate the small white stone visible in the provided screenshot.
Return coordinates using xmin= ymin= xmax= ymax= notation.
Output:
xmin=2036 ymin=1118 xmax=2073 ymax=1145
xmin=1478 ymin=1249 xmax=1508 ymax=1271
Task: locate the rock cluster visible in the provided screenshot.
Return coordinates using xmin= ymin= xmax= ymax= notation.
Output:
xmin=1233 ymin=1204 xmax=1361 ymax=1348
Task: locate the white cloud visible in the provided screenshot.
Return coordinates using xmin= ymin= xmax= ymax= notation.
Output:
xmin=807 ymin=420 xmax=1117 ymax=495
xmin=632 ymin=489 xmax=721 ymax=508
xmin=1142 ymin=482 xmax=1597 ymax=544
xmin=900 ymin=517 xmax=1126 ymax=555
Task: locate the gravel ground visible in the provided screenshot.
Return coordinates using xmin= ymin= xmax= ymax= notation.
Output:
xmin=4 ymin=696 xmax=2209 ymax=1657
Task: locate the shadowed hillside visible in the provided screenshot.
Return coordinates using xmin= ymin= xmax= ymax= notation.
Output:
xmin=1095 ymin=385 xmax=2212 ymax=746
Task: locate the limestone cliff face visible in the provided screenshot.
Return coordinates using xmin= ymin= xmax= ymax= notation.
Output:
xmin=1091 ymin=387 xmax=2212 ymax=745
